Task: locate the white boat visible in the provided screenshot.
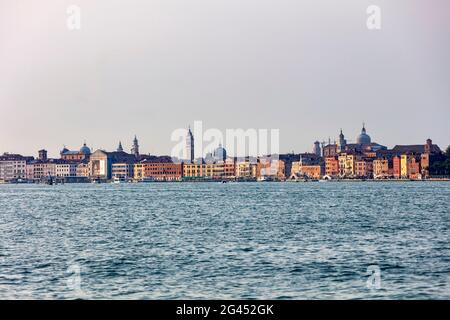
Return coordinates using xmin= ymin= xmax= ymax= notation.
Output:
xmin=113 ymin=177 xmax=126 ymax=184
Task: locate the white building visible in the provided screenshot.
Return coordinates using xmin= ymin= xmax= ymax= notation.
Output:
xmin=26 ymin=162 xmax=56 ymax=181
xmin=0 ymin=154 xmax=29 ymax=182
xmin=111 ymin=163 xmax=134 ymax=179
xmin=0 ymin=160 xmax=27 ymax=181
xmin=55 ymin=162 xmax=77 ymax=177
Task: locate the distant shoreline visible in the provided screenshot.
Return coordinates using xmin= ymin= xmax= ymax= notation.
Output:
xmin=1 ymin=179 xmax=450 ymax=185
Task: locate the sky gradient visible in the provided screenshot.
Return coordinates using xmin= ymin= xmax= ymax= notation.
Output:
xmin=1 ymin=0 xmax=449 ymax=157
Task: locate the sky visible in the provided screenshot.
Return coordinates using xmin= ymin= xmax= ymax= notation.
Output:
xmin=1 ymin=0 xmax=449 ymax=157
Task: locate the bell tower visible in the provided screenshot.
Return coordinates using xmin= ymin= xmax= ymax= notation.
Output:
xmin=131 ymin=135 xmax=139 ymax=158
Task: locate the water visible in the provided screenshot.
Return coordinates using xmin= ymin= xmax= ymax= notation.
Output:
xmin=0 ymin=182 xmax=449 ymax=299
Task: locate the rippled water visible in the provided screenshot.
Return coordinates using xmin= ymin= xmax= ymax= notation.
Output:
xmin=0 ymin=182 xmax=449 ymax=299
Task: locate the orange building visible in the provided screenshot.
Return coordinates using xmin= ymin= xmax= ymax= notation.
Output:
xmin=60 ymin=143 xmax=91 ymax=162
xmin=257 ymin=159 xmax=285 ymax=181
xmin=325 ymin=156 xmax=339 ymax=177
xmin=393 ymin=156 xmax=401 ymax=178
xmin=355 ymin=159 xmax=373 ymax=178
xmin=135 ymin=161 xmax=182 ymax=181
xmin=300 ymin=165 xmax=324 ymax=179
xmin=408 ymin=155 xmax=422 ymax=180
xmin=373 ymin=159 xmax=392 ymax=179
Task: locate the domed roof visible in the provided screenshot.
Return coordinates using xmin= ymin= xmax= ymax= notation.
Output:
xmin=213 ymin=144 xmax=227 ymax=161
xmin=356 ymin=124 xmax=371 ymax=145
xmin=80 ymin=143 xmax=91 ymax=154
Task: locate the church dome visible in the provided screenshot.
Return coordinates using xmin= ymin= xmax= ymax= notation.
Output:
xmin=80 ymin=143 xmax=91 ymax=154
xmin=213 ymin=144 xmax=227 ymax=161
xmin=356 ymin=124 xmax=371 ymax=145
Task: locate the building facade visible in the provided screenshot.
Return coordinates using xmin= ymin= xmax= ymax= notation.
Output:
xmin=55 ymin=161 xmax=77 ymax=177
xmin=325 ymin=156 xmax=339 ymax=177
xmin=112 ymin=163 xmax=134 ymax=180
xmin=0 ymin=154 xmax=29 ymax=181
xmin=135 ymin=161 xmax=183 ymax=181
xmin=60 ymin=143 xmax=91 ymax=162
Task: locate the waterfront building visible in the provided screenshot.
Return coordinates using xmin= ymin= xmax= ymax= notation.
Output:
xmin=0 ymin=160 xmax=26 ymax=181
xmin=290 ymin=162 xmax=324 ymax=180
xmin=181 ymin=162 xmax=196 ymax=178
xmin=392 ymin=139 xmax=443 ymax=178
xmin=397 ymin=153 xmax=423 ymax=180
xmin=112 ymin=162 xmax=134 ymax=180
xmin=24 ymin=150 xmax=56 ymax=181
xmin=0 ymin=153 xmax=31 ymax=182
xmin=393 ymin=156 xmax=401 ymax=178
xmin=400 ymin=154 xmax=409 ymax=178
xmin=182 ymin=158 xmax=236 ymax=180
xmin=186 ymin=126 xmax=194 ymax=163
xmin=291 ymin=152 xmax=325 ymax=179
xmin=76 ymin=161 xmax=89 ymax=177
xmin=325 ymin=156 xmax=339 ymax=177
xmin=134 ymin=160 xmax=182 ymax=181
xmin=0 ymin=154 xmax=29 ymax=182
xmin=89 ymin=150 xmax=111 ymax=180
xmin=355 ymin=159 xmax=373 ymax=178
xmin=202 ymin=163 xmax=215 ymax=179
xmin=279 ymin=153 xmax=321 ymax=179
xmin=134 ymin=162 xmax=145 ymax=180
xmin=258 ymin=158 xmax=285 ymax=181
xmin=408 ymin=155 xmax=422 ymax=180
xmin=60 ymin=142 xmax=91 ymax=162
xmin=89 ymin=150 xmax=136 ymax=180
xmin=55 ymin=161 xmax=77 ymax=177
xmin=373 ymin=158 xmax=393 ymax=179
xmin=338 ymin=152 xmax=360 ymax=177
xmin=212 ymin=159 xmax=236 ymax=180
xmin=182 ymin=162 xmax=214 ymax=180
xmin=26 ymin=161 xmax=56 ymax=181
xmin=235 ymin=160 xmax=258 ymax=179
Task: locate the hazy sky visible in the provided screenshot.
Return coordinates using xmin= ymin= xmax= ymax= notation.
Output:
xmin=1 ymin=0 xmax=449 ymax=157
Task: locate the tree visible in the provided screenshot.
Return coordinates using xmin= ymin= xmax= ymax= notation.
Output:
xmin=445 ymin=145 xmax=450 ymax=158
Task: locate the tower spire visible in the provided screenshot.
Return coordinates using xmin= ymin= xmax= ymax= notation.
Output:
xmin=131 ymin=135 xmax=139 ymax=157
xmin=117 ymin=141 xmax=123 ymax=152
xmin=186 ymin=125 xmax=195 ymax=163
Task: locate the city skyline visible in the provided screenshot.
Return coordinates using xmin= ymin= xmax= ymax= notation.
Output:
xmin=0 ymin=123 xmax=447 ymax=159
xmin=1 ymin=0 xmax=449 ymax=157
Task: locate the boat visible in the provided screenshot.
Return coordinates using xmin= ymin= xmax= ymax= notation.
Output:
xmin=113 ymin=177 xmax=126 ymax=184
